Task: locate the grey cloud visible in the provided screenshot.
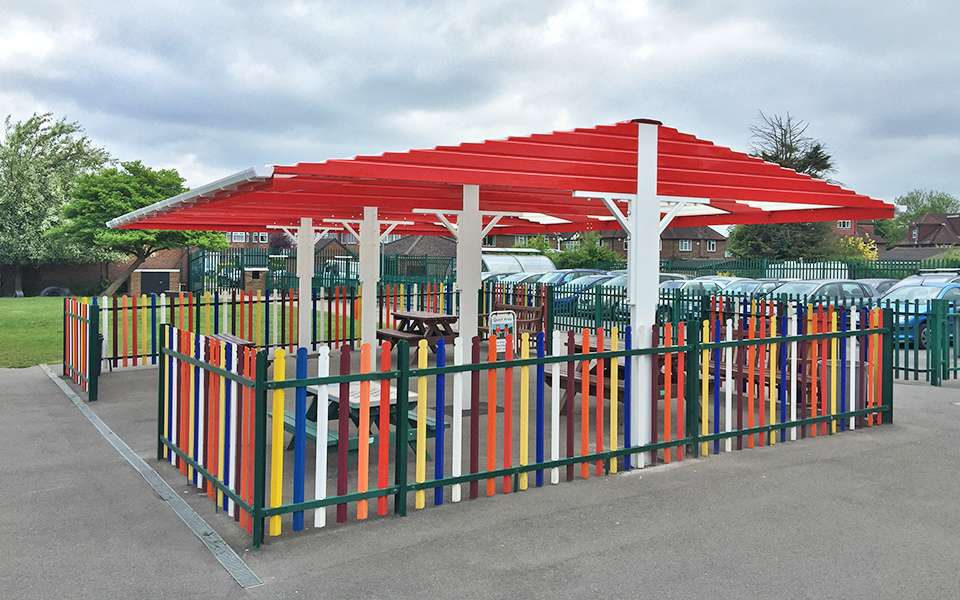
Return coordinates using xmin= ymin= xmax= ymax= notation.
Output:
xmin=2 ymin=0 xmax=958 ymax=202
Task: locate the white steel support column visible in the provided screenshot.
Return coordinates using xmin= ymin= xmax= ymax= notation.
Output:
xmin=359 ymin=206 xmax=380 ymax=349
xmin=457 ymin=185 xmax=482 ymax=346
xmin=295 ymin=217 xmax=315 ymax=349
xmin=629 ymin=122 xmax=661 ymax=468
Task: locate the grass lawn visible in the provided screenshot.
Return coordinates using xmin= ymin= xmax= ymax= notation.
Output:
xmin=0 ymin=297 xmax=63 ymax=368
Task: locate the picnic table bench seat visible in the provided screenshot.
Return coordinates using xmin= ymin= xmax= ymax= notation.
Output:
xmin=267 ymin=407 xmax=371 ymax=451
xmin=376 ymin=328 xmax=423 ymax=344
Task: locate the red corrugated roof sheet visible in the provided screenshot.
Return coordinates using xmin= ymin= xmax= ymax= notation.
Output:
xmin=113 ymin=119 xmax=893 ymax=233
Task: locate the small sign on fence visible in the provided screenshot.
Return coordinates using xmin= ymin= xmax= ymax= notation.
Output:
xmin=488 ymin=310 xmax=516 ymax=354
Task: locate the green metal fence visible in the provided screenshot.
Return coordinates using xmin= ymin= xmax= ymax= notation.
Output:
xmin=659 ymin=258 xmax=960 ymax=279
xmin=529 ymin=282 xmax=959 ymax=387
xmin=188 ymin=249 xmax=456 ymax=293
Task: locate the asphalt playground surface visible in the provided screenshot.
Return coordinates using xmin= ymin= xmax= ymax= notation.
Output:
xmin=1 ymin=365 xmax=959 ymax=599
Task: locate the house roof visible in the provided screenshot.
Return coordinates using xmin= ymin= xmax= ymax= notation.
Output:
xmin=660 ymin=226 xmax=727 ymax=241
xmin=107 ymin=119 xmax=893 ymax=235
xmin=382 ymin=235 xmax=456 ymax=257
xmin=906 ymin=213 xmax=960 ymax=246
xmin=879 ymin=246 xmax=956 ymax=260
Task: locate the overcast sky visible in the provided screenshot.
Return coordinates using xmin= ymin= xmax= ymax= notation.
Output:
xmin=2 ymin=1 xmax=957 ymax=203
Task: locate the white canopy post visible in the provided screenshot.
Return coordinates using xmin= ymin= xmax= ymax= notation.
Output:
xmin=629 ymin=121 xmax=661 ymax=468
xmin=359 ymin=206 xmax=381 ymax=349
xmin=457 ymin=184 xmax=482 ymax=346
xmin=295 ymin=216 xmax=315 ymax=349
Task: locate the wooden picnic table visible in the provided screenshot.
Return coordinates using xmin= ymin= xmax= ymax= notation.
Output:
xmin=378 ymin=310 xmax=458 ymax=356
xmin=278 ymin=382 xmax=436 ymax=455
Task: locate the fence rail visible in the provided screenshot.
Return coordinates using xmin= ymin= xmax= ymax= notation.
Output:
xmin=157 ymin=300 xmax=893 ymax=547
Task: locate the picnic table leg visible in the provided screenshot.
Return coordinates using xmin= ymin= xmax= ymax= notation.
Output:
xmin=286 ymin=394 xmax=319 ymax=451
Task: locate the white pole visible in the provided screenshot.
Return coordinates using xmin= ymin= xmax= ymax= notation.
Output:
xmin=295 ymin=217 xmax=315 ymax=349
xmin=629 ymin=122 xmax=661 ymax=467
xmin=551 ymin=331 xmax=565 ymax=484
xmin=451 ymin=337 xmax=464 ymax=502
xmin=314 ymin=345 xmax=330 ymax=528
xmin=359 ymin=206 xmax=381 ymax=349
xmin=457 ymin=184 xmax=482 ymax=347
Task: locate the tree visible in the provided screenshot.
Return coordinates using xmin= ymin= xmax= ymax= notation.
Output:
xmin=873 ymin=189 xmax=960 ymax=246
xmin=727 ymin=112 xmax=837 ymax=260
xmin=831 ymin=235 xmax=879 ymax=260
xmin=728 ymin=221 xmax=837 ymax=260
xmin=52 ymin=161 xmax=227 ymax=295
xmin=551 ymin=232 xmax=621 ymax=269
xmin=518 ymin=235 xmax=555 ymax=254
xmin=0 ymin=113 xmax=110 ymax=296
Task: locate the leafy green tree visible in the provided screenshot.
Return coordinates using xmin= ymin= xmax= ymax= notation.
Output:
xmin=873 ymin=189 xmax=960 ymax=246
xmin=0 ymin=113 xmax=110 ymax=296
xmin=728 ymin=221 xmax=837 ymax=260
xmin=727 ymin=112 xmax=838 ymax=260
xmin=52 ymin=161 xmax=227 ymax=295
xmin=518 ymin=235 xmax=555 ymax=255
xmin=551 ymin=232 xmax=621 ymax=269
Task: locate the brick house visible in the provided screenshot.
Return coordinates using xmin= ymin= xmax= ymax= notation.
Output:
xmin=832 ymin=219 xmax=881 ymax=243
xmin=594 ymin=227 xmax=727 ymax=259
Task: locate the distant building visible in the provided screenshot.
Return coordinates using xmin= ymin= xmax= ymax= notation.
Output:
xmin=879 ymin=213 xmax=960 ymax=260
xmin=832 ymin=219 xmax=881 ymax=244
xmin=591 ymin=227 xmax=729 ymax=260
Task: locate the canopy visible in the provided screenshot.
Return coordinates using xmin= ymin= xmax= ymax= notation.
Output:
xmin=108 ymin=119 xmax=893 ymax=233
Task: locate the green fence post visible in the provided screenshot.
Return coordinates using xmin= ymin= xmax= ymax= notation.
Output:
xmin=88 ymin=298 xmax=100 ymax=402
xmin=685 ymin=319 xmax=702 ymax=458
xmin=252 ymin=349 xmax=269 ymax=548
xmin=881 ymin=307 xmax=894 ymax=424
xmin=593 ymin=286 xmax=602 ymax=330
xmin=156 ymin=324 xmax=166 ymax=460
xmin=930 ymin=299 xmax=945 ymax=387
xmin=393 ymin=341 xmax=411 ymax=517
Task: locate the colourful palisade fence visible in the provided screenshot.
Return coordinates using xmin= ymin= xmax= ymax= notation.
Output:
xmin=63 ymin=283 xmax=460 ymax=399
xmin=156 ymin=300 xmax=894 ymax=548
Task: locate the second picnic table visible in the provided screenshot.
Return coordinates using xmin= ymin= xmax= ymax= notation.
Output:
xmin=377 ymin=310 xmax=458 ymax=355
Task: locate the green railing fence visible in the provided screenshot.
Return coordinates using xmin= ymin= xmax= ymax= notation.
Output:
xmin=659 ymin=257 xmax=960 ymax=279
xmin=188 ymin=248 xmax=455 ymax=293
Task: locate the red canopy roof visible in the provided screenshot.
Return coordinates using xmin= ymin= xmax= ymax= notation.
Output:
xmin=108 ymin=119 xmax=893 ymax=234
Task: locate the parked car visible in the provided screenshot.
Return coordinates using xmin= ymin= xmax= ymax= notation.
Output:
xmin=768 ymin=279 xmax=873 ymax=303
xmin=888 ymin=271 xmax=960 ymax=291
xmin=500 ymin=272 xmax=546 ymax=285
xmin=537 ymin=269 xmax=606 ymax=286
xmin=720 ymin=278 xmax=793 ymax=297
xmin=692 ymin=275 xmax=743 ymax=288
xmin=482 ymin=271 xmax=518 ymax=283
xmin=880 ymin=282 xmax=960 ymax=348
xmin=857 ymin=278 xmax=899 ymax=296
xmin=657 ymin=279 xmax=726 ymax=322
xmin=660 ymin=272 xmax=689 ymax=283
xmin=560 ymin=273 xmax=616 ymax=311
